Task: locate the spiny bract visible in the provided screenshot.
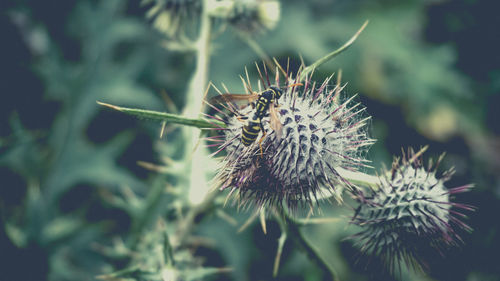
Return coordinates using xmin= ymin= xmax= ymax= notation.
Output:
xmin=207 ymin=62 xmax=374 ymax=211
xmin=350 ymin=148 xmax=474 ymax=273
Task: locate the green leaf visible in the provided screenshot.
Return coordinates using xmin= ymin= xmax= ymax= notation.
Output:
xmin=97 ymin=101 xmax=226 ymax=129
xmin=42 ymin=132 xmax=143 ymax=201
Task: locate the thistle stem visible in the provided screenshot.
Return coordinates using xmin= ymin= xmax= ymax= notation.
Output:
xmin=183 ymin=0 xmax=212 ymax=118
xmin=181 ymin=0 xmax=215 ymax=210
xmin=110 ymin=0 xmax=217 ymax=252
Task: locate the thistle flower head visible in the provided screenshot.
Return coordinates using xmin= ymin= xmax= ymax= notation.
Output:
xmin=350 ymin=148 xmax=474 ymax=273
xmin=207 ymin=62 xmax=373 ymax=211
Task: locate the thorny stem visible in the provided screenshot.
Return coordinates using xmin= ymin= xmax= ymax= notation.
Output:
xmin=182 ymin=0 xmax=214 ymax=210
xmin=183 ymin=0 xmax=212 ymax=118
xmin=109 ymin=0 xmax=218 ymax=253
xmin=275 ymin=208 xmax=340 ymax=281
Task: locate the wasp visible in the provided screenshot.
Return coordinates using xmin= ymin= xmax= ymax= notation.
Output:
xmin=211 ymin=83 xmax=302 ymax=154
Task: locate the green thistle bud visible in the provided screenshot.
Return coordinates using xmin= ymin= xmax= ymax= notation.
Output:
xmin=350 ymin=148 xmax=474 ymax=273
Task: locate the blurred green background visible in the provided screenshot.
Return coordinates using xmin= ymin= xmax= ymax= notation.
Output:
xmin=1 ymin=0 xmax=499 ymax=280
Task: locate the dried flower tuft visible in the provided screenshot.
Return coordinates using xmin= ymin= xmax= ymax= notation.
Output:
xmin=231 ymin=0 xmax=280 ymax=33
xmin=144 ymin=0 xmax=201 ymax=37
xmin=206 ymin=62 xmax=373 ymax=211
xmin=209 ymin=0 xmax=281 ymax=34
xmin=350 ymin=148 xmax=475 ymax=273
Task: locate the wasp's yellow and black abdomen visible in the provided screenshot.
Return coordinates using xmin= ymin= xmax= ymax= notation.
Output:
xmin=241 ymin=117 xmax=261 ymax=146
xmin=240 ymin=86 xmax=283 ymax=146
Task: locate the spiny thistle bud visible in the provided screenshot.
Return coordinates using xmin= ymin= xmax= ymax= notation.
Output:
xmin=143 ymin=0 xmax=201 ymax=37
xmin=206 ymin=62 xmax=373 ymax=211
xmin=350 ymin=148 xmax=474 ymax=273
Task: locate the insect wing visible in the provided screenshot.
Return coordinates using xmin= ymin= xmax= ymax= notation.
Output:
xmin=269 ymin=103 xmax=283 ymax=139
xmin=209 ymin=93 xmax=259 ymax=106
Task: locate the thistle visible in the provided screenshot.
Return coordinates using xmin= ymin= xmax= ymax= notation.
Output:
xmin=350 ymin=148 xmax=475 ymax=273
xmin=207 ymin=62 xmax=374 ymax=211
